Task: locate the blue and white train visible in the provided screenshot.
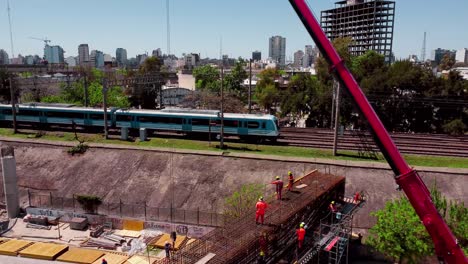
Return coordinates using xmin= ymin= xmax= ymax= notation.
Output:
xmin=0 ymin=104 xmax=280 ymax=141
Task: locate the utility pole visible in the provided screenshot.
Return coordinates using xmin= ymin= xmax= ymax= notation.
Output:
xmin=84 ymin=75 xmax=89 ymax=107
xmin=220 ymin=66 xmax=225 ymax=149
xmin=332 ymin=80 xmax=341 ymax=156
xmin=248 ymin=59 xmax=252 ymax=114
xmin=102 ymin=78 xmax=109 ymax=139
xmin=9 ymin=77 xmax=17 ymax=134
xmin=331 ymin=84 xmax=336 ymax=129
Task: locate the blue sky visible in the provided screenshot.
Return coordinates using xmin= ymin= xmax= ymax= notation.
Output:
xmin=1 ymin=0 xmax=467 ymax=60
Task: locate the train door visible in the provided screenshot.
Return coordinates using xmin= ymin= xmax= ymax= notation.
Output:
xmin=182 ymin=118 xmax=192 ymax=132
xmin=238 ymin=120 xmax=248 ymax=136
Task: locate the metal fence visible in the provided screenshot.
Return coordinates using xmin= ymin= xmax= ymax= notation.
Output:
xmin=25 ymin=190 xmax=224 ymax=227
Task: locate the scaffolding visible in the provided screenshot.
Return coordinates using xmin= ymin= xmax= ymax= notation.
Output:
xmin=321 ymin=0 xmax=395 ymax=62
xmin=297 ymin=195 xmax=365 ymax=264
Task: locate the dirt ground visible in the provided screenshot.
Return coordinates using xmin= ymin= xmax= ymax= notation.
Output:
xmin=0 ymin=141 xmax=466 ymax=230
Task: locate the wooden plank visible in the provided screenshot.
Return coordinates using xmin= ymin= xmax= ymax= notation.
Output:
xmin=151 ymin=233 xmax=187 ymax=250
xmin=114 ymin=229 xmax=141 ymax=238
xmin=123 ymin=220 xmax=144 ymax=231
xmin=92 ymin=252 xmax=128 ymax=264
xmin=19 ymin=242 xmax=68 ymax=260
xmin=57 ymin=248 xmax=104 ymax=264
xmin=0 ymin=239 xmax=34 ymax=256
xmin=194 ymin=253 xmax=216 ymax=264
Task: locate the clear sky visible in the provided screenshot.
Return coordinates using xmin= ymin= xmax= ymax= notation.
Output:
xmin=1 ymin=0 xmax=467 ymax=60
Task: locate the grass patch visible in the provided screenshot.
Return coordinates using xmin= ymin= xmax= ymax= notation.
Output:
xmin=0 ymin=128 xmax=466 ymax=169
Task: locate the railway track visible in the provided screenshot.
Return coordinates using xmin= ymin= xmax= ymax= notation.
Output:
xmin=278 ymin=127 xmax=468 ymax=158
xmin=2 ymin=124 xmax=467 ymax=158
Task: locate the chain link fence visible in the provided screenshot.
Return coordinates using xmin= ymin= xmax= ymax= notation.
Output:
xmin=25 ymin=190 xmax=224 ymax=227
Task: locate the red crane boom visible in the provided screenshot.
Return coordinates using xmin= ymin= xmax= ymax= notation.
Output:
xmin=288 ymin=1 xmax=467 ymax=263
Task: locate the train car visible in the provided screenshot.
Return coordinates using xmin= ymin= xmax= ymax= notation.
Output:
xmin=0 ymin=104 xmax=279 ymax=141
xmin=114 ymin=108 xmax=279 ymax=141
xmin=0 ymin=103 xmax=113 ymax=127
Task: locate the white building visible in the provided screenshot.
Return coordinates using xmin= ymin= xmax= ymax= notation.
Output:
xmin=456 ymin=48 xmax=468 ymax=64
xmin=453 ymin=67 xmax=468 ymax=80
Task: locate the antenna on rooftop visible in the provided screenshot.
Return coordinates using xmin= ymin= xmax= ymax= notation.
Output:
xmin=7 ymin=0 xmax=15 ymax=58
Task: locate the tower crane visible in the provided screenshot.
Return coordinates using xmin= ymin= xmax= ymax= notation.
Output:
xmin=29 ymin=37 xmax=52 ymax=46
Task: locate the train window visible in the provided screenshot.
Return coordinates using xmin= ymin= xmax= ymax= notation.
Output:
xmin=192 ymin=119 xmax=210 ymax=126
xmin=224 ymin=120 xmax=239 ymax=127
xmin=247 ymin=121 xmax=260 ymax=129
xmin=90 ymin=114 xmax=104 ymax=120
xmin=2 ymin=109 xmax=12 ymax=115
xmin=19 ymin=110 xmax=41 ymax=116
xmin=47 ymin=111 xmax=85 ymax=119
xmin=116 ymin=115 xmax=133 ymax=122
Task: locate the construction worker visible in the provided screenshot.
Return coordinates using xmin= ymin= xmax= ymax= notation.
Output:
xmin=296 ymin=222 xmax=306 ymax=249
xmin=287 ymin=171 xmax=294 ymax=191
xmin=258 ymin=232 xmax=268 ymax=256
xmin=271 ymin=176 xmax=284 ymax=200
xmin=101 ymin=259 xmax=108 ymax=264
xmin=353 ymin=191 xmax=362 ymax=203
xmin=257 ymin=250 xmax=266 ymax=264
xmin=164 ymin=241 xmax=171 ymax=258
xmin=329 ymin=201 xmax=337 ymax=212
xmin=170 ymin=231 xmax=177 ymax=249
xmin=256 ymin=197 xmax=268 ymax=225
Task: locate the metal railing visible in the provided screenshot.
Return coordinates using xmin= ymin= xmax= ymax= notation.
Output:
xmin=24 ymin=190 xmax=224 ymax=227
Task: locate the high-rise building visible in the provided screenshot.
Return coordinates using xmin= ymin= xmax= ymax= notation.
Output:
xmin=0 ymin=49 xmax=10 ymax=64
xmin=116 ymin=48 xmax=127 ymax=67
xmin=303 ymin=45 xmax=315 ymax=67
xmin=90 ymin=50 xmax=104 ymax=68
xmin=252 ymin=51 xmax=262 ymax=61
xmin=456 ymin=48 xmax=468 ymax=64
xmin=321 ymin=0 xmax=395 ymax=62
xmin=269 ymin=36 xmax=286 ymax=66
xmin=78 ymin=44 xmax=90 ymax=65
xmin=293 ymin=50 xmax=304 ymax=67
xmin=44 ymin=45 xmax=65 ymax=64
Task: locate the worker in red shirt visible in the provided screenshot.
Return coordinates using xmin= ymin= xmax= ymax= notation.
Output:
xmin=271 ymin=176 xmax=284 ymax=200
xmin=353 ymin=191 xmax=362 ymax=203
xmin=296 ymin=222 xmax=306 ymax=249
xmin=256 ymin=197 xmax=268 ymax=225
xmin=287 ymin=171 xmax=294 ymax=191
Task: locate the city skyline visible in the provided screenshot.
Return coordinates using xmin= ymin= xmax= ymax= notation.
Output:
xmin=1 ymin=0 xmax=468 ymax=60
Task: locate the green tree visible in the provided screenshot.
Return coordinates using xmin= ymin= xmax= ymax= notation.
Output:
xmin=193 ymin=65 xmax=220 ymax=91
xmin=224 ymin=183 xmax=264 ymax=219
xmin=225 ymin=60 xmax=248 ymax=97
xmin=367 ymin=186 xmax=468 ymax=263
xmin=41 ymin=68 xmax=130 ymax=108
xmin=439 ymin=54 xmax=455 ymax=71
xmin=255 ymin=68 xmax=282 ymax=111
xmin=139 ymin=57 xmax=162 ymax=74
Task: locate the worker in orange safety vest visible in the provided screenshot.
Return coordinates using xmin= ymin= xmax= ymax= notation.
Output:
xmin=256 ymin=197 xmax=268 ymax=225
xmin=296 ymin=222 xmax=306 ymax=249
xmin=271 ymin=176 xmax=284 ymax=200
xmin=287 ymin=171 xmax=294 ymax=191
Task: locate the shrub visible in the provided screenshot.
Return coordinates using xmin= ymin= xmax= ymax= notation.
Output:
xmin=76 ymin=195 xmax=102 ymax=214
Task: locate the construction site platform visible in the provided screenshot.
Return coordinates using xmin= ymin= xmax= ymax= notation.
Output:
xmin=158 ymin=171 xmax=345 ymax=264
